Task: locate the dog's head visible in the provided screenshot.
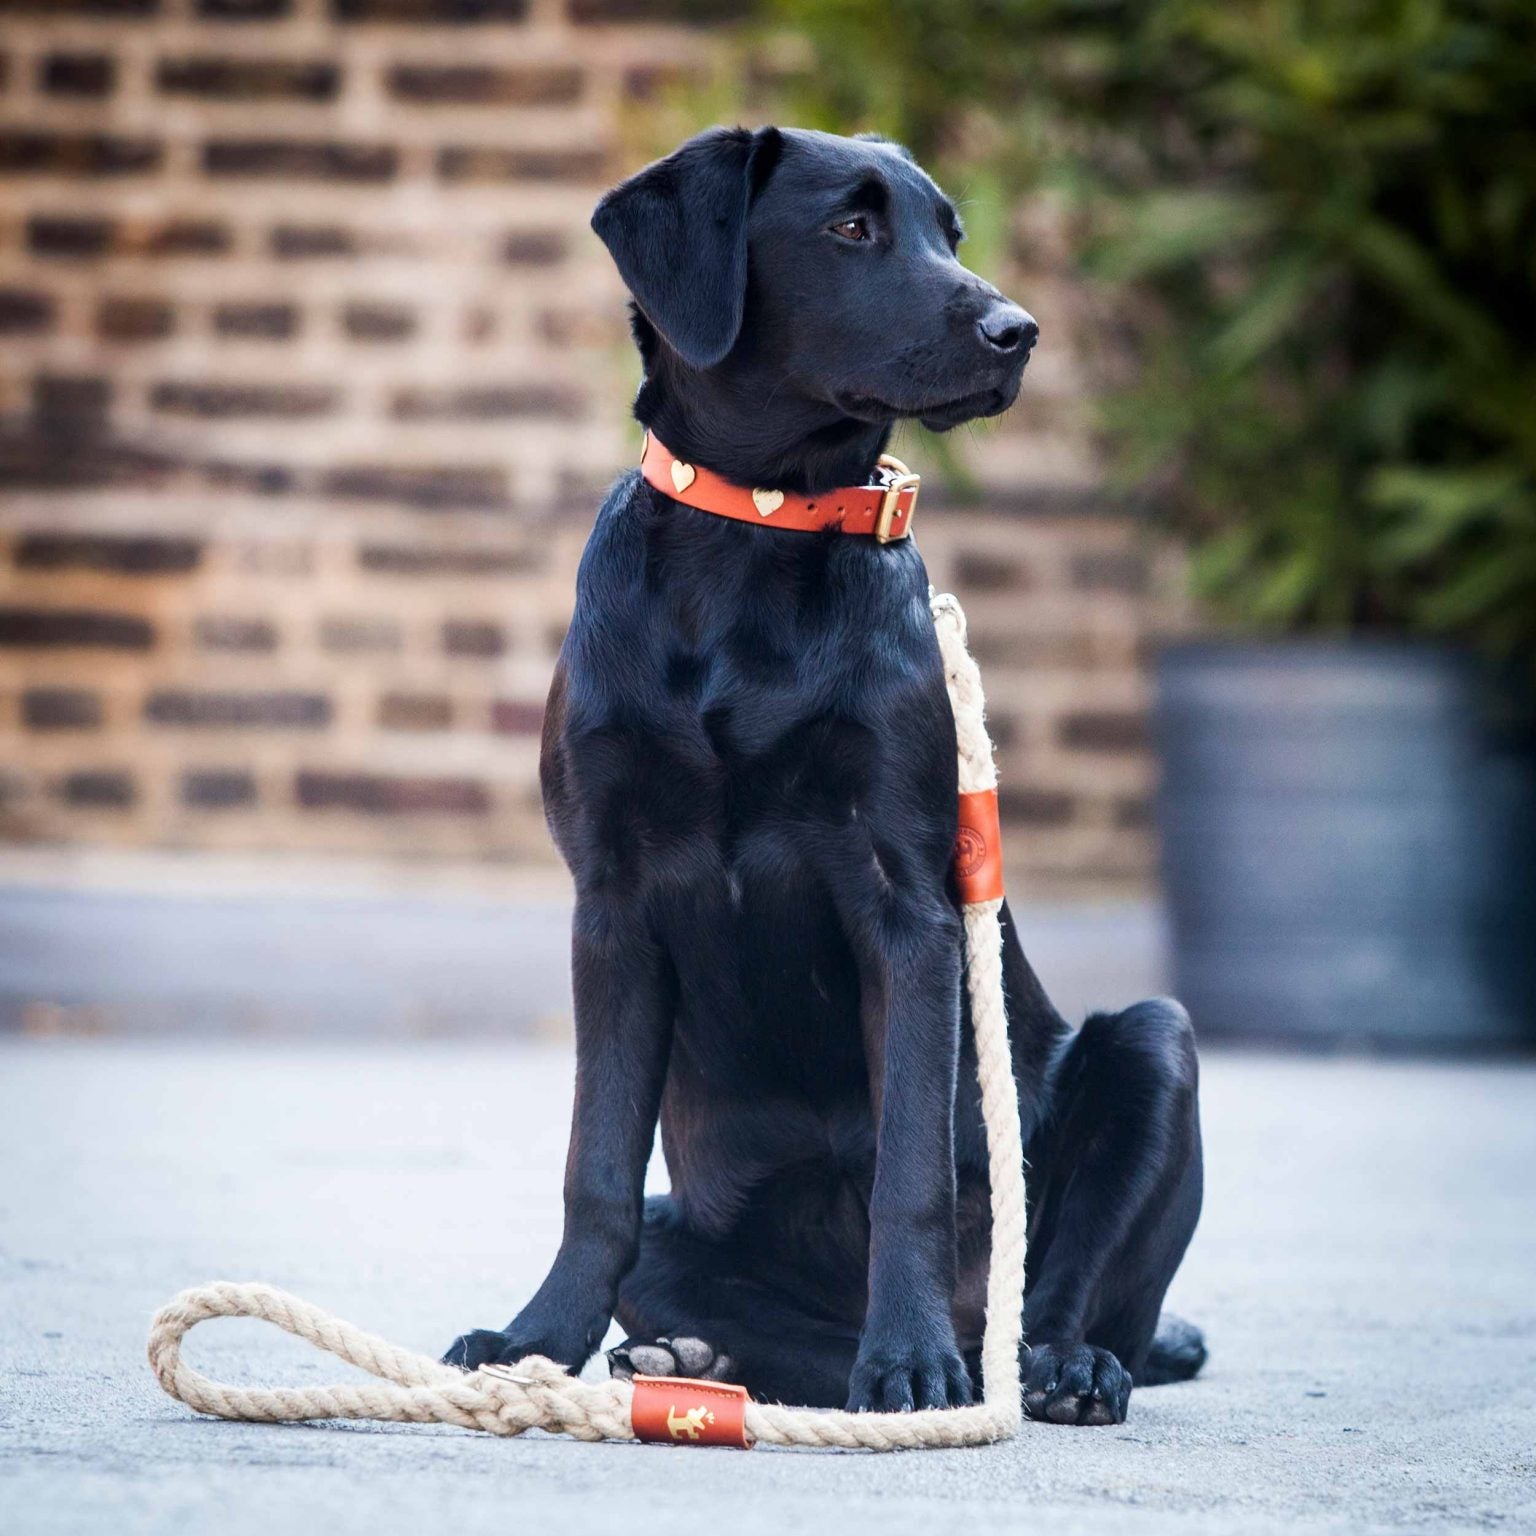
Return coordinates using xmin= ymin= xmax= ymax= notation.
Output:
xmin=592 ymin=127 xmax=1036 ymax=435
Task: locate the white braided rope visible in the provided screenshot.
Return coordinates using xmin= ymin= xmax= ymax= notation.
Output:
xmin=147 ymin=591 xmax=1026 ymax=1452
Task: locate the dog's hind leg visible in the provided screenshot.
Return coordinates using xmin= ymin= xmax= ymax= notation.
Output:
xmin=1018 ymin=997 xmax=1204 ymax=1425
xmin=609 ymin=1196 xmax=862 ymax=1408
xmin=1138 ymin=1313 xmax=1208 ymax=1386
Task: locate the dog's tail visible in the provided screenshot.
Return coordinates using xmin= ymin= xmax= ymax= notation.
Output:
xmin=1139 ymin=1314 xmax=1208 ymax=1386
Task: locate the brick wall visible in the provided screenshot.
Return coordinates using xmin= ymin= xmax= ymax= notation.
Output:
xmin=0 ymin=0 xmax=1177 ymax=892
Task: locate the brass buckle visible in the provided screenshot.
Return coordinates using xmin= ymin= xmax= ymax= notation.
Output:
xmin=874 ymin=453 xmax=919 ymax=543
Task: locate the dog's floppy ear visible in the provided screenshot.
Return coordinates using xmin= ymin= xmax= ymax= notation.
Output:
xmin=592 ymin=126 xmax=781 ymax=370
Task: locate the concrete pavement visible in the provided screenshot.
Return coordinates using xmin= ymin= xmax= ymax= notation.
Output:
xmin=0 ymin=855 xmax=1166 ymax=1037
xmin=2 ymin=1039 xmax=1534 ymax=1536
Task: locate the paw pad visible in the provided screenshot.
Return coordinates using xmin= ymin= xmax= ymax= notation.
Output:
xmin=608 ymin=1335 xmax=734 ymax=1382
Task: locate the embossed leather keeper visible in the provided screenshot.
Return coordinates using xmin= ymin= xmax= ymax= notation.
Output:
xmin=630 ymin=1375 xmax=751 ymax=1448
xmin=955 ymin=787 xmax=1005 ymax=904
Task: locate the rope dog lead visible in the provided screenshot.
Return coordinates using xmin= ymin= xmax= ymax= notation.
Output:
xmin=147 ymin=590 xmax=1026 ymax=1452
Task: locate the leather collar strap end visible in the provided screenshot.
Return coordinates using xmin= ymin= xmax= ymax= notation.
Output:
xmin=640 ymin=432 xmax=918 ymax=543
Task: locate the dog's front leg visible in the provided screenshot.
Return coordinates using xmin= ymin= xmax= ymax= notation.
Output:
xmin=444 ymin=894 xmax=673 ymax=1373
xmin=847 ymin=903 xmax=974 ymax=1412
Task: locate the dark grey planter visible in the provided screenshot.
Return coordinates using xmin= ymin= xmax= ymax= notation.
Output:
xmin=1154 ymin=640 xmax=1536 ymax=1050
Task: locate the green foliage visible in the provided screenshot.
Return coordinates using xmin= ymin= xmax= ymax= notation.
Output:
xmin=756 ymin=0 xmax=1536 ymax=665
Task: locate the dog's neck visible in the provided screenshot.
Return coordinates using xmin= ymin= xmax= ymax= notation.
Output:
xmin=630 ymin=311 xmax=893 ymax=495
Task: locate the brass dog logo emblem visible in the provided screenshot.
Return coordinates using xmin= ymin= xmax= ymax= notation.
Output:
xmin=666 ymin=1403 xmax=715 ymax=1441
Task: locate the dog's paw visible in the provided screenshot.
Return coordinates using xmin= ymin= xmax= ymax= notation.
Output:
xmin=607 ymin=1335 xmax=735 ymax=1382
xmin=443 ymin=1328 xmax=519 ymax=1371
xmin=846 ymin=1340 xmax=974 ymax=1413
xmin=1022 ymin=1342 xmax=1131 ymax=1426
xmin=442 ymin=1326 xmax=585 ymax=1373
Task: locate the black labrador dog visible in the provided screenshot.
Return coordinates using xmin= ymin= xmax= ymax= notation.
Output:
xmin=446 ymin=126 xmax=1204 ymax=1426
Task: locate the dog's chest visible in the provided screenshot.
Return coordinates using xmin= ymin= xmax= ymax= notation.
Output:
xmin=558 ymin=486 xmax=959 ymax=956
xmin=565 ymin=498 xmax=948 ymax=836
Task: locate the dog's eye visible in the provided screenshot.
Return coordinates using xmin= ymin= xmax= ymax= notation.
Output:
xmin=829 ymin=218 xmax=869 ymax=243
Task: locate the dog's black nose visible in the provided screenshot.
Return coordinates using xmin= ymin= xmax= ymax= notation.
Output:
xmin=978 ymin=305 xmax=1039 ymax=356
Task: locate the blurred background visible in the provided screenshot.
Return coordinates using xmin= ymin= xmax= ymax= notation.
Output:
xmin=1 ymin=0 xmax=1532 ymax=1049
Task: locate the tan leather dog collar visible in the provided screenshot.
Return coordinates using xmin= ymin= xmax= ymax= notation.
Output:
xmin=640 ymin=431 xmax=919 ymax=543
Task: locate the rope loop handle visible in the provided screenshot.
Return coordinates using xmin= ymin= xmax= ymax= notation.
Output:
xmin=147 ymin=1281 xmax=636 ymax=1440
xmin=147 ymin=591 xmax=1026 ymax=1453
